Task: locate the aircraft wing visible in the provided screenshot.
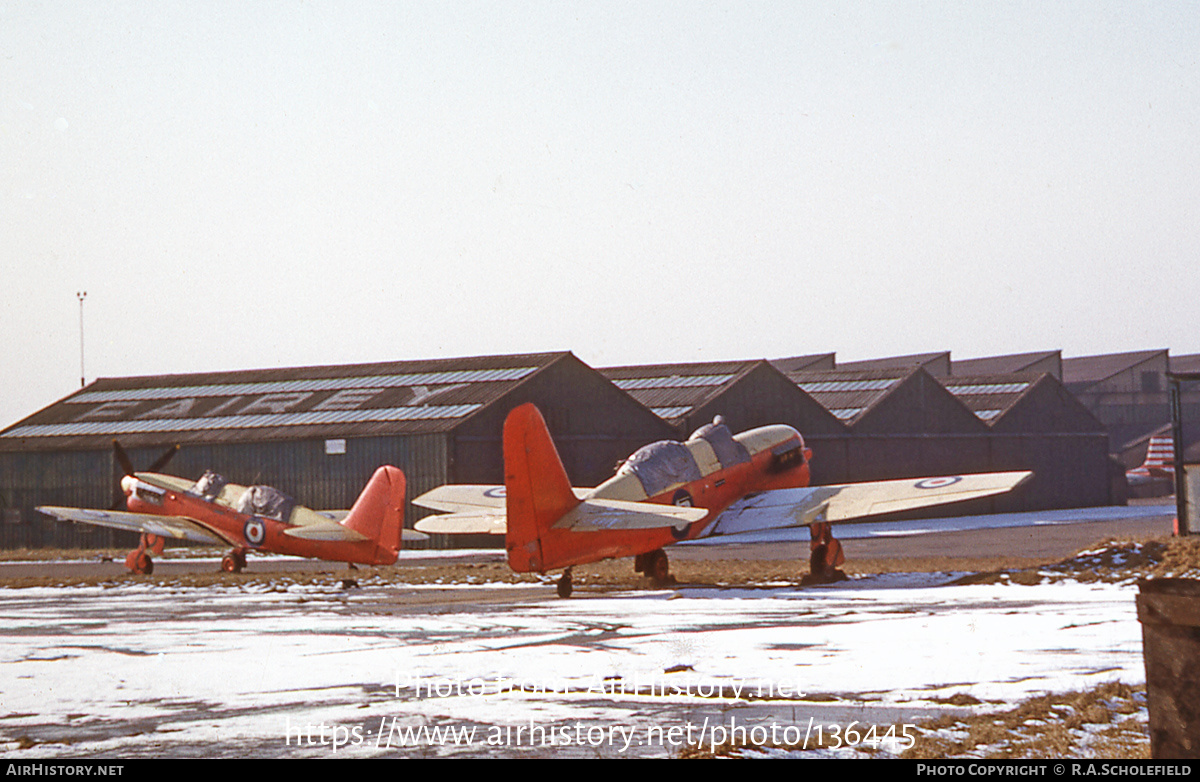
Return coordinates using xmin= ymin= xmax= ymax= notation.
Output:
xmin=37 ymin=506 xmax=234 ymax=546
xmin=706 ymin=471 xmax=1034 ymax=538
xmin=414 ymin=498 xmax=707 ymax=536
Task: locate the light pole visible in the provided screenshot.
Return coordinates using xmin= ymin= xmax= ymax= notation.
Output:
xmin=76 ymin=291 xmax=87 ymax=388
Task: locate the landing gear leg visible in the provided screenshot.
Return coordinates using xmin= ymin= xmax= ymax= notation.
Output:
xmin=802 ymin=522 xmax=846 ymax=585
xmin=556 ymin=568 xmax=573 ymax=599
xmin=125 ymin=548 xmax=153 ymax=575
xmin=222 ymin=548 xmax=248 ymax=573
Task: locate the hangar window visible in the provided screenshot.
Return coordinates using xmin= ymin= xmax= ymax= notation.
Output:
xmin=618 ymin=441 xmax=702 ymax=497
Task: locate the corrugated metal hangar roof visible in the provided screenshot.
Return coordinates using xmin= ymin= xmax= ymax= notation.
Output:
xmin=0 ymin=352 xmax=569 ymax=451
xmin=778 ymin=368 xmax=911 ymax=424
xmin=951 ymin=351 xmax=1062 ymax=380
xmin=1062 ymin=349 xmax=1168 ymax=391
xmin=600 ymin=360 xmax=757 ymax=424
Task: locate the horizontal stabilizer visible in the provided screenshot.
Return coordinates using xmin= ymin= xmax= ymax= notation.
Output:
xmin=37 ymin=506 xmax=233 ymax=546
xmin=414 ymin=498 xmax=707 ymax=536
xmin=415 ymin=511 xmax=507 ymax=535
xmin=554 ymin=499 xmax=708 ymax=532
xmin=414 ymin=484 xmax=590 ymax=514
xmin=283 ymin=521 xmax=369 ymax=542
xmin=710 ymin=471 xmax=1033 ymax=537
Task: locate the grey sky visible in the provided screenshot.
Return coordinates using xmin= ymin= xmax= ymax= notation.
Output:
xmin=3 ymin=1 xmax=1198 ymax=428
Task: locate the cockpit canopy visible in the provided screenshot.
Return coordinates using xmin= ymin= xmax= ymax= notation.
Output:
xmin=616 ymin=416 xmax=753 ymax=498
xmin=618 ymin=440 xmax=703 ymax=498
xmin=687 ymin=415 xmax=750 ymax=469
xmin=236 ymin=485 xmax=297 ymax=523
xmin=191 ymin=470 xmax=228 ymax=501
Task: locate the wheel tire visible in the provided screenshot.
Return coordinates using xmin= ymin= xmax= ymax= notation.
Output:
xmin=556 ymin=573 xmax=573 ymax=599
xmin=221 ymin=555 xmax=241 ymax=573
xmin=135 ymin=552 xmax=153 ymax=575
xmin=650 ymin=550 xmax=670 ymax=583
xmin=809 ymin=544 xmax=829 ymax=580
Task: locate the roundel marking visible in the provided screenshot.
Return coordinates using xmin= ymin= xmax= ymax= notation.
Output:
xmin=914 ymin=476 xmax=962 ymax=490
xmin=484 ymin=487 xmax=507 ymax=499
xmin=670 ymin=489 xmax=695 ymax=540
xmin=244 ymin=518 xmax=266 ymax=546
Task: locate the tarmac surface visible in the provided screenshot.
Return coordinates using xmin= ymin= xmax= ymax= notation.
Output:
xmin=0 ymin=502 xmax=1177 ymax=758
xmin=0 ymin=503 xmax=1176 ymax=583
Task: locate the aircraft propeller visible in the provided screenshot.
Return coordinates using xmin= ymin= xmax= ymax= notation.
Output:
xmin=111 ymin=440 xmax=180 ymax=510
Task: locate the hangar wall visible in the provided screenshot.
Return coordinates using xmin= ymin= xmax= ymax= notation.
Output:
xmin=0 ymin=349 xmax=1120 ymax=550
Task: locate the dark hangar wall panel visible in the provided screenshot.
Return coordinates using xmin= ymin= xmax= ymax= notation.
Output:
xmin=450 ymin=354 xmax=678 ymax=488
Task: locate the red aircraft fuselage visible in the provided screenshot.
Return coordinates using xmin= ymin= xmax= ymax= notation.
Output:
xmin=124 ymin=471 xmax=402 ymax=566
xmin=503 ymin=405 xmax=812 ymax=574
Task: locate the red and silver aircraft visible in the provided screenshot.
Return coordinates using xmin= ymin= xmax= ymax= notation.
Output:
xmin=39 ymin=464 xmax=413 ymax=575
xmin=415 ymin=403 xmax=1033 ymax=597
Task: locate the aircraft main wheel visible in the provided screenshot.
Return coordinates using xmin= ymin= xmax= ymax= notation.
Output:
xmin=648 ymin=549 xmax=671 ymax=584
xmin=809 ymin=544 xmax=829 ymax=580
xmin=221 ymin=555 xmax=244 ymax=573
xmin=556 ymin=570 xmax=573 ymax=599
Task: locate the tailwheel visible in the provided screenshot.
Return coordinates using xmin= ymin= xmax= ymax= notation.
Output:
xmin=556 ymin=568 xmax=573 ymax=599
xmin=221 ymin=549 xmax=247 ymax=573
xmin=647 ymin=549 xmax=673 ymax=585
xmin=125 ymin=549 xmax=153 ymax=575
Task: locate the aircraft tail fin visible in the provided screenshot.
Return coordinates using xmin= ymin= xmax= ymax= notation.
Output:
xmin=503 ymin=403 xmax=581 ymax=573
xmin=341 ymin=465 xmax=407 ymax=564
xmin=1142 ymin=434 xmax=1175 ymax=471
xmin=1128 ymin=433 xmax=1175 ymax=483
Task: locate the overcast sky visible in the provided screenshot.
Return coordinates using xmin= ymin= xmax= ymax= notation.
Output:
xmin=3 ymin=1 xmax=1198 ymax=428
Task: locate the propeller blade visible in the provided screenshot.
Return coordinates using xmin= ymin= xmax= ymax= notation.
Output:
xmin=110 ymin=440 xmax=181 ymax=510
xmin=113 ymin=440 xmax=135 ymax=477
xmin=147 ymin=444 xmax=180 ymax=473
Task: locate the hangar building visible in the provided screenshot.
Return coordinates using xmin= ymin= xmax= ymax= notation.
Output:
xmin=0 ymin=352 xmax=674 ymax=549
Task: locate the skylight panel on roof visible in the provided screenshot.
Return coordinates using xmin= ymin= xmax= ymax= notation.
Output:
xmin=612 ymin=374 xmax=736 ymax=390
xmin=796 ymin=379 xmax=898 ymax=393
xmin=945 ymin=382 xmax=1030 ymax=395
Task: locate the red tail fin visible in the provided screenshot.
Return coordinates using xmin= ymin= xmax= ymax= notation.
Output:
xmin=342 ymin=466 xmax=406 ymax=564
xmin=504 ymin=404 xmax=580 ymax=573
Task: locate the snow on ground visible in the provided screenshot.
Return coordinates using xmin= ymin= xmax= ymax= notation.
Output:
xmin=0 ymin=572 xmax=1144 ymax=758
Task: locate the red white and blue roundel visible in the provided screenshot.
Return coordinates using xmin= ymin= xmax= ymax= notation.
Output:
xmin=484 ymin=487 xmax=507 ymax=499
xmin=913 ymin=476 xmax=963 ymax=490
xmin=244 ymin=518 xmax=266 ymax=546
